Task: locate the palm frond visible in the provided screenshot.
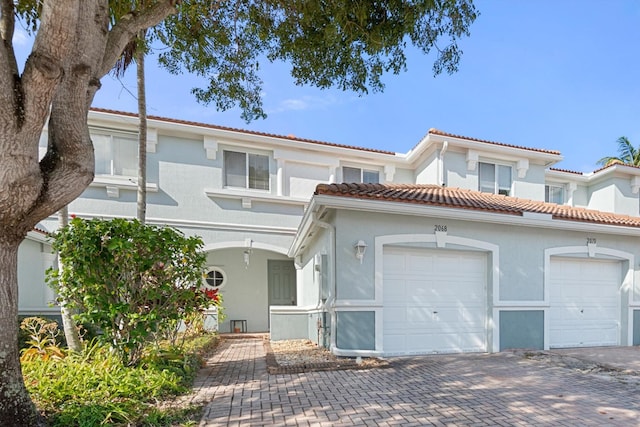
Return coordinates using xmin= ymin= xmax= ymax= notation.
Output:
xmin=596 ymin=156 xmax=624 ymax=167
xmin=616 ymin=136 xmax=638 ymax=164
xmin=598 ymin=136 xmax=640 ymax=167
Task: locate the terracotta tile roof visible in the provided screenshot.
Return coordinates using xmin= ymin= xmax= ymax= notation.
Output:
xmin=592 ymin=161 xmax=640 ymax=174
xmin=548 ymin=167 xmax=584 ymax=175
xmin=315 ymin=183 xmax=640 ymax=228
xmin=31 ymin=227 xmax=48 ymax=235
xmin=90 ymin=108 xmax=396 ymax=155
xmin=427 ymin=128 xmax=562 ymax=156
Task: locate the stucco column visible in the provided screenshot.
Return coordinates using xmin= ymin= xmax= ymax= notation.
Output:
xmin=295 ymin=263 xmax=304 ymax=306
xmin=276 ymin=159 xmax=285 ymax=196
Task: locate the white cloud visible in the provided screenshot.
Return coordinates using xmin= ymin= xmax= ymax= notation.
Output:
xmin=12 ymin=28 xmax=30 ymax=47
xmin=268 ymin=93 xmax=356 ymax=114
xmin=280 ymin=99 xmax=308 ymax=111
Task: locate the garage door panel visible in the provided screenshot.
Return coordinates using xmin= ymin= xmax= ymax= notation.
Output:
xmin=383 ymin=247 xmax=487 ymax=355
xmin=406 ymin=307 xmax=436 ymax=323
xmin=549 ymin=258 xmax=621 ymax=348
xmin=405 ymin=255 xmax=434 ymax=272
xmin=383 ymin=253 xmax=406 ymax=271
xmin=383 ymin=306 xmax=407 ymax=324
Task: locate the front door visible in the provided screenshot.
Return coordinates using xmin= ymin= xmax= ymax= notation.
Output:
xmin=268 ymin=260 xmax=296 ymax=306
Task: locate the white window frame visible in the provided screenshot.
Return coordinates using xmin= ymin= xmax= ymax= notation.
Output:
xmin=91 ymin=129 xmax=138 ymax=177
xmin=479 ymin=161 xmax=512 ymax=196
xmin=342 ymin=166 xmax=380 ymax=184
xmin=203 ymin=267 xmax=227 ymax=290
xmin=223 ymin=150 xmax=270 ymax=191
xmin=545 ymin=184 xmax=565 ymax=204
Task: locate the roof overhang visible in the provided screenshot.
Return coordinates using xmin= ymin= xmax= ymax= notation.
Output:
xmin=289 ymin=194 xmax=640 ymax=257
xmin=403 ymin=132 xmax=563 ymax=167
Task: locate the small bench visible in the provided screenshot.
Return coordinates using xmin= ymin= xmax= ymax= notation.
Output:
xmin=230 ymin=319 xmax=247 ymax=333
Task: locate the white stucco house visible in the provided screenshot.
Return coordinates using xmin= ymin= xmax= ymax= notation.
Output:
xmin=19 ymin=108 xmax=640 ymax=356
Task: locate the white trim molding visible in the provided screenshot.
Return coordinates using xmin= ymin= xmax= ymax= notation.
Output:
xmin=202 ymin=240 xmax=290 ymax=256
xmin=204 ymin=188 xmax=309 ymax=208
xmin=203 ymin=135 xmax=218 ymax=159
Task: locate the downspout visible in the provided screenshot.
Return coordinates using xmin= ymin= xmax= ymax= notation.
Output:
xmin=313 ymin=214 xmax=336 ymax=350
xmin=439 ymin=140 xmax=448 ymax=186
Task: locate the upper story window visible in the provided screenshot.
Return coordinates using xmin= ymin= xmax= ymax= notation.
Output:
xmin=479 ymin=162 xmax=512 ymax=196
xmin=545 ymin=184 xmax=564 ymax=204
xmin=224 ymin=150 xmax=269 ymax=190
xmin=92 ymin=131 xmax=138 ymax=177
xmin=343 ymin=166 xmax=379 ymax=184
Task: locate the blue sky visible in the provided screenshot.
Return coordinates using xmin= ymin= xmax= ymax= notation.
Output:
xmin=20 ymin=2 xmax=640 ymax=172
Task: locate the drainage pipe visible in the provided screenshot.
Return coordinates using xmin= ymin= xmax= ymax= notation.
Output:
xmin=313 ymin=215 xmax=336 ymax=350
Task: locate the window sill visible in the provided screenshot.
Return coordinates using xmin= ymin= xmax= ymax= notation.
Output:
xmin=204 ymin=188 xmax=309 ymax=209
xmin=91 ymin=175 xmax=158 ymax=198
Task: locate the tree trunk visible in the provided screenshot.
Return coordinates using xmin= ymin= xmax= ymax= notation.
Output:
xmin=0 ymin=1 xmax=177 ymax=421
xmin=136 ymin=30 xmax=147 ymax=224
xmin=56 ymin=207 xmax=82 ymax=352
xmin=0 ymin=239 xmax=46 ymax=426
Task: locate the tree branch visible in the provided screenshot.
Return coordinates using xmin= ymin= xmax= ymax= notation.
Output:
xmin=0 ymin=1 xmax=19 ymax=129
xmin=0 ymin=0 xmax=18 ymax=76
xmin=100 ymin=0 xmax=178 ymax=77
xmin=20 ymin=1 xmax=79 ymax=135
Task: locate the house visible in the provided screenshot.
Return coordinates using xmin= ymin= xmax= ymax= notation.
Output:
xmin=20 ymin=109 xmax=640 ymax=356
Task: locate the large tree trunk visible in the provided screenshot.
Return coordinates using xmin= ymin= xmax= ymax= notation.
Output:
xmin=0 ymin=1 xmax=177 ymax=422
xmin=0 ymin=239 xmax=45 ymax=426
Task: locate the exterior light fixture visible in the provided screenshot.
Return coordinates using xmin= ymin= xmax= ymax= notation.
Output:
xmin=354 ymin=240 xmax=368 ymax=264
xmin=243 ymin=238 xmax=253 ymax=268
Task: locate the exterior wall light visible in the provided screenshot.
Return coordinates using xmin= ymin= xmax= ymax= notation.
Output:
xmin=354 ymin=240 xmax=368 ymax=264
xmin=243 ymin=238 xmax=253 ymax=268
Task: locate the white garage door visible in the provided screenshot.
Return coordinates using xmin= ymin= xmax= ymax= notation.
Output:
xmin=549 ymin=257 xmax=621 ymax=348
xmin=383 ymin=246 xmax=487 ymax=355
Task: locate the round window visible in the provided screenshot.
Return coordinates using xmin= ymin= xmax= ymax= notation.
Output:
xmin=203 ymin=267 xmax=226 ymax=289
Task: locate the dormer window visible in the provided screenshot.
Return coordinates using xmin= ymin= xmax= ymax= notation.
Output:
xmin=479 ymin=162 xmax=511 ymax=196
xmin=545 ymin=184 xmax=564 ymax=204
xmin=224 ymin=150 xmax=269 ymax=190
xmin=92 ymin=131 xmax=138 ymax=177
xmin=343 ymin=166 xmax=379 ymax=184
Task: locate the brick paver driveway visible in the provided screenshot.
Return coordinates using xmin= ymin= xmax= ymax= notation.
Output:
xmin=197 ymin=338 xmax=640 ymax=426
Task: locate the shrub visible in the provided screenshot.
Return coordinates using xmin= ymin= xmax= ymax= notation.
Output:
xmin=47 ymin=218 xmax=213 ymax=366
xmin=19 ymin=317 xmax=65 ymax=362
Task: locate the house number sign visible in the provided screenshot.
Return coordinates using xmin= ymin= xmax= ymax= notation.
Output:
xmin=586 ymin=237 xmax=596 ymax=244
xmin=434 ymin=225 xmax=448 ymax=232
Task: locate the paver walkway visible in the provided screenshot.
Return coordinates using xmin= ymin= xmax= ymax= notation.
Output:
xmin=197 ymin=337 xmax=640 ymax=426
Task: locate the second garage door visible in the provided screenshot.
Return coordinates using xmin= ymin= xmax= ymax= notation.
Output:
xmin=549 ymin=257 xmax=621 ymax=348
xmin=383 ymin=246 xmax=487 ymax=355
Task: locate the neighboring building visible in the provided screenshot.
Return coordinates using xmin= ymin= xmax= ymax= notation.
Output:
xmin=19 ymin=229 xmax=57 ymax=318
xmin=19 ymin=108 xmax=640 ymax=356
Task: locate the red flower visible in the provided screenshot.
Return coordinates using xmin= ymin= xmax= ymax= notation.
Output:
xmin=204 ymin=288 xmax=219 ymax=302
